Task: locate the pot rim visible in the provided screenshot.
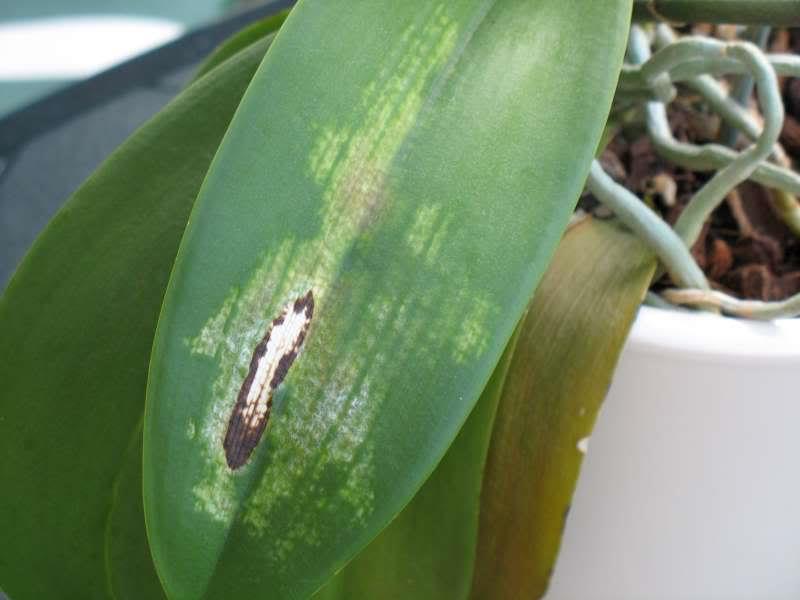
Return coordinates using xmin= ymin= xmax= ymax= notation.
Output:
xmin=627 ymin=305 xmax=800 ymax=365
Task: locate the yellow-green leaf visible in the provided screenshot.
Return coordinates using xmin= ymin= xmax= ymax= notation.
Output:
xmin=470 ymin=216 xmax=656 ymax=599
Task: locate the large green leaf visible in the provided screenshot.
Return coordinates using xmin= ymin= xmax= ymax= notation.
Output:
xmin=144 ymin=1 xmax=632 ymax=598
xmin=0 ymin=35 xmax=273 ymax=600
xmin=470 ymin=216 xmax=656 ymax=599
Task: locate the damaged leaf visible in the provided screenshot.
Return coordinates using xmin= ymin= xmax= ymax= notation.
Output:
xmin=143 ymin=1 xmax=633 ymax=598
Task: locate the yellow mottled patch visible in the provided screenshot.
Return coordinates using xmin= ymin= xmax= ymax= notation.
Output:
xmin=188 ymin=289 xmax=238 ymax=357
xmin=407 ymin=205 xmax=440 ymax=255
xmin=453 ymin=295 xmax=493 ymax=363
xmin=406 ymin=204 xmax=454 ymax=266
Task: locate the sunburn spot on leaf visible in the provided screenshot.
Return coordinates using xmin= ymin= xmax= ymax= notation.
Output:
xmin=223 ymin=290 xmax=314 ymax=470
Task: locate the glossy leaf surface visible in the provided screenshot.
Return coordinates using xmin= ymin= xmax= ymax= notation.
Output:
xmin=0 ymin=37 xmax=271 ymax=600
xmin=470 ymin=216 xmax=656 ymax=599
xmin=144 ymin=1 xmax=633 ymax=598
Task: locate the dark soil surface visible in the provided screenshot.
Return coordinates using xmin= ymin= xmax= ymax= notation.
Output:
xmin=589 ymin=27 xmax=800 ymax=302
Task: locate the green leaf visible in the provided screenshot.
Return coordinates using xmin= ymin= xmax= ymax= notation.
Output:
xmin=469 ymin=216 xmax=656 ymax=599
xmin=143 ymin=2 xmax=633 ymax=598
xmin=0 ymin=36 xmax=272 ymax=600
xmin=105 ymin=421 xmax=166 ymax=600
xmin=315 ymin=326 xmax=519 ymax=600
xmin=193 ymin=9 xmax=289 ymax=81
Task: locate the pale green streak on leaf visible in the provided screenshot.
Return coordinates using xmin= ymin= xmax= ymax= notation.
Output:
xmin=143 ymin=1 xmax=633 ymax=598
xmin=0 ymin=36 xmax=271 ymax=600
xmin=470 ymin=216 xmax=657 ymax=599
xmin=314 ymin=325 xmax=520 ymax=600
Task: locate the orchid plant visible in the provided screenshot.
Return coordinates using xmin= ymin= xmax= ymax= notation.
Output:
xmin=1 ymin=1 xmax=798 ymax=599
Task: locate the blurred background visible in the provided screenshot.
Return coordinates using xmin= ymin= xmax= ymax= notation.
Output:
xmin=0 ymin=0 xmax=262 ymax=116
xmin=0 ymin=0 xmax=287 ymax=290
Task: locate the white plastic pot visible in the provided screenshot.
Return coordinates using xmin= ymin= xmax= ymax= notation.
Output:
xmin=546 ymin=305 xmax=800 ymax=600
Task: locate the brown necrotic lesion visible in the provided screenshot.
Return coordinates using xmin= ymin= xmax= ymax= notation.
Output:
xmin=223 ymin=290 xmax=314 ymax=470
